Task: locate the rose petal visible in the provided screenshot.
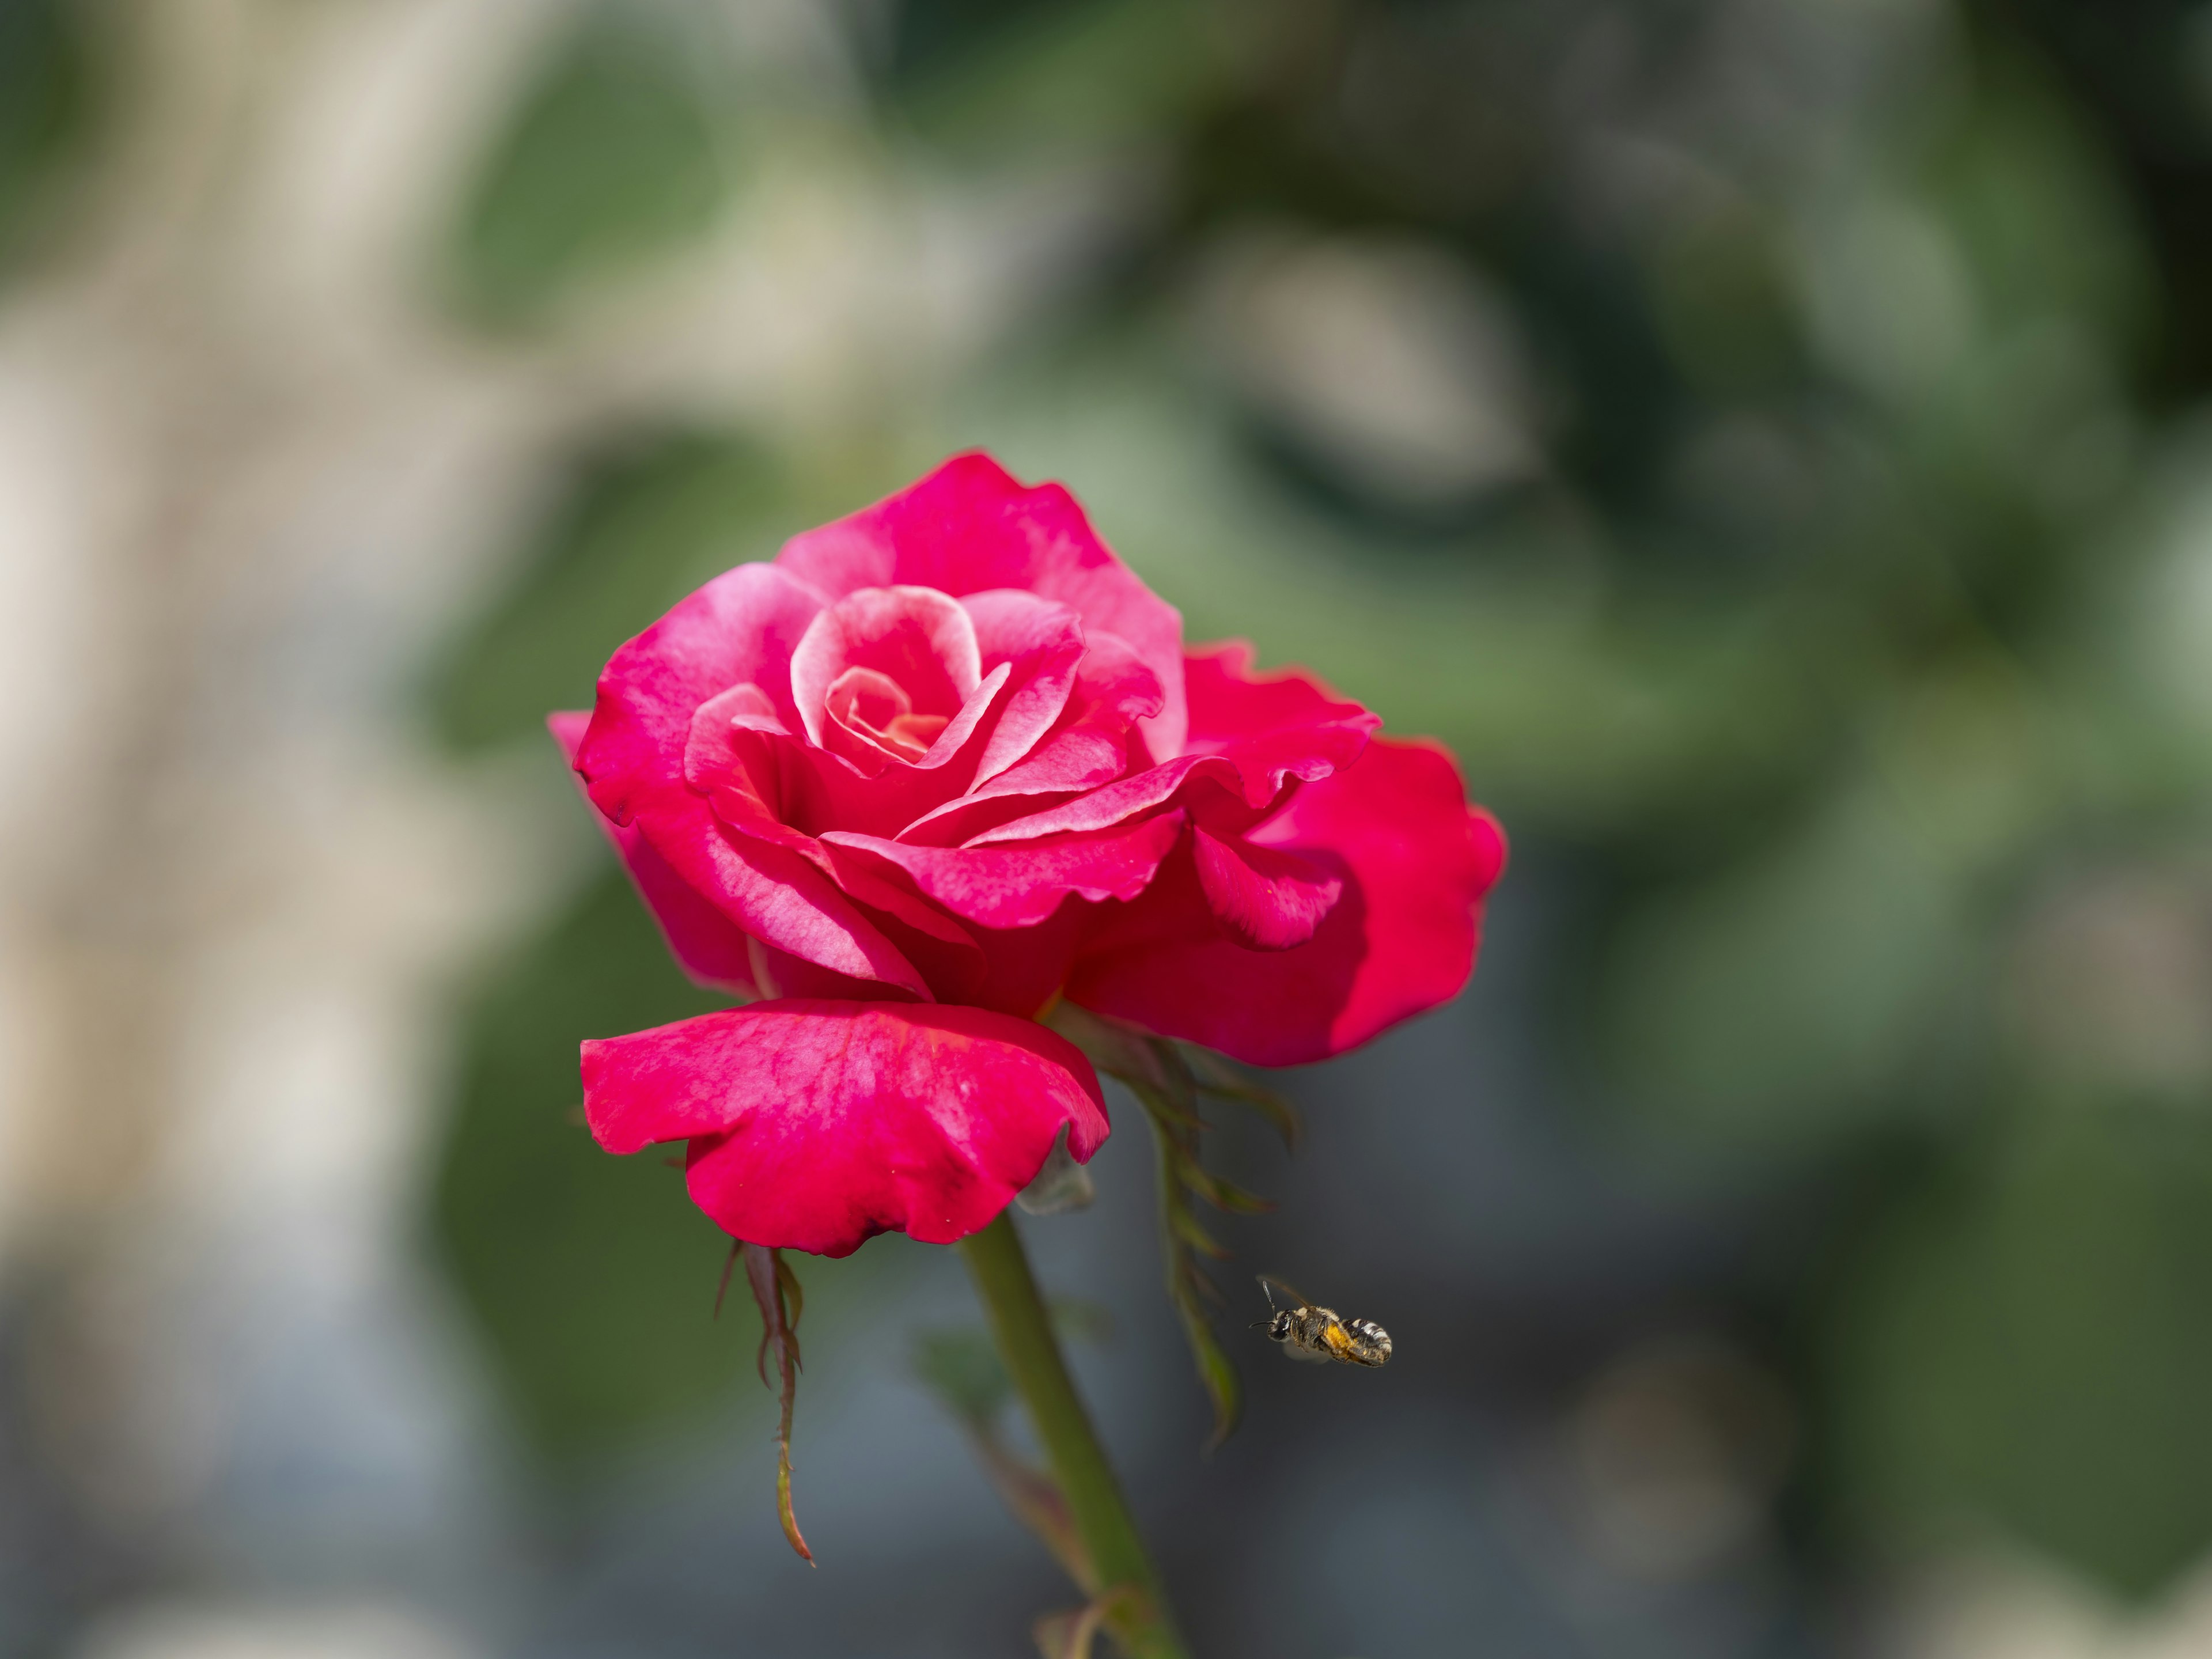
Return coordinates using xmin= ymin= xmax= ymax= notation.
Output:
xmin=959 ymin=589 xmax=1088 ymax=785
xmin=577 ymin=562 xmax=823 ymax=830
xmin=822 ymin=810 xmax=1185 ymax=931
xmin=896 ymin=632 xmax=1163 ymax=847
xmin=1066 ymin=738 xmax=1507 ymax=1066
xmin=775 ymin=453 xmax=1189 ymax=759
xmin=957 ymin=645 xmax=1378 ymax=850
xmin=789 ymin=584 xmax=983 ymax=751
xmin=551 ymin=711 xmax=757 ymax=995
xmin=1191 ymin=824 xmax=1343 ymax=950
xmin=582 ymin=999 xmax=1110 ymax=1256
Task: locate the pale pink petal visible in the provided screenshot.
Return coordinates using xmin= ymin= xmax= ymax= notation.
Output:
xmin=789 ymin=585 xmax=982 ymax=748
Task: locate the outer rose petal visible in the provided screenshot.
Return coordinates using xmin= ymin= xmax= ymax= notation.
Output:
xmin=582 ymin=1000 xmax=1110 ymax=1256
xmin=963 ymin=645 xmax=1378 ymax=848
xmin=775 ymin=453 xmax=1189 ymax=759
xmin=1066 ymin=739 xmax=1507 ymax=1066
xmin=577 ymin=561 xmax=824 ymax=828
xmin=550 ymin=712 xmax=756 ymax=995
xmin=1191 ymin=825 xmax=1343 ymax=950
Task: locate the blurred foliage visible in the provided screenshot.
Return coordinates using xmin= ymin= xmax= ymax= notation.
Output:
xmin=0 ymin=0 xmax=93 ymax=267
xmin=427 ymin=428 xmax=794 ymax=1457
xmin=430 ymin=431 xmax=786 ymax=748
xmin=431 ymin=866 xmax=739 ymax=1459
xmin=1838 ymin=1097 xmax=2212 ymax=1597
xmin=879 ymin=0 xmax=1232 ymax=155
xmin=418 ymin=0 xmax=2212 ymax=1605
xmin=448 ymin=5 xmax=737 ymax=325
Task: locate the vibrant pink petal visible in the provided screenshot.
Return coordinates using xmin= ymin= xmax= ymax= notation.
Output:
xmin=823 ymin=811 xmax=1185 ymax=930
xmin=577 ymin=562 xmax=823 ymax=830
xmin=551 ymin=711 xmax=757 ymax=995
xmin=607 ymin=714 xmax=934 ymax=994
xmin=959 ymin=590 xmax=1088 ymax=784
xmin=1066 ymin=739 xmax=1507 ymax=1066
xmin=896 ymin=632 xmax=1163 ymax=847
xmin=953 ymin=644 xmax=1378 ymax=851
xmin=774 ymin=453 xmax=1189 ymax=759
xmin=696 ymin=684 xmax=1001 ymax=846
xmin=1181 ymin=641 xmax=1365 ymax=746
xmin=669 ymin=813 xmax=935 ymax=997
xmin=570 ymin=565 xmax=933 ymax=992
xmin=898 ymin=628 xmax=1168 ymax=849
xmin=582 ymin=1000 xmax=1110 ymax=1256
xmin=1191 ymin=824 xmax=1343 ymax=950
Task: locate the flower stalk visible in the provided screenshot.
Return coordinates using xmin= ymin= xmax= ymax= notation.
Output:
xmin=959 ymin=1212 xmax=1190 ymax=1659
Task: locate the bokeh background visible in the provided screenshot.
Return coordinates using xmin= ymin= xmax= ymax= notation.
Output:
xmin=6 ymin=1 xmax=2212 ymax=1655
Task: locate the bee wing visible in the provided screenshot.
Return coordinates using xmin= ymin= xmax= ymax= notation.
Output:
xmin=1256 ymin=1274 xmax=1316 ymax=1312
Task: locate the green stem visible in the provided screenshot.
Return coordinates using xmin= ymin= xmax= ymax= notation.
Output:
xmin=959 ymin=1211 xmax=1190 ymax=1659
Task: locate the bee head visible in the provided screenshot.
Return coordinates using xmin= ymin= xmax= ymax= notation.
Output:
xmin=1267 ymin=1310 xmax=1293 ymax=1343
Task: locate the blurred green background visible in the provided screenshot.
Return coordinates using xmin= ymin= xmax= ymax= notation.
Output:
xmin=12 ymin=0 xmax=2212 ymax=1654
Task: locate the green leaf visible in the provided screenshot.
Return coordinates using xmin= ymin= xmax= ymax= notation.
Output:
xmin=1045 ymin=1007 xmax=1268 ymax=1450
xmin=1183 ymin=1046 xmax=1302 ymax=1152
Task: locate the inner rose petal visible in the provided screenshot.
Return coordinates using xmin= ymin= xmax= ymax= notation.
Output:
xmin=824 ymin=665 xmax=959 ymax=764
xmin=789 ymin=585 xmax=983 ymax=750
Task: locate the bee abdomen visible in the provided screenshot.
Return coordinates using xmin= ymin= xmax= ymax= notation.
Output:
xmin=1347 ymin=1319 xmax=1392 ymax=1365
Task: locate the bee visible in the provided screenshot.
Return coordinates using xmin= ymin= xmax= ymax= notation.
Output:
xmin=1254 ymin=1275 xmax=1392 ymax=1368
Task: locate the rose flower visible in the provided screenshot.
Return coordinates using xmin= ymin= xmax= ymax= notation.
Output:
xmin=553 ymin=454 xmax=1505 ymax=1257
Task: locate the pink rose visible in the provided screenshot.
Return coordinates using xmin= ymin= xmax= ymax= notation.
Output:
xmin=554 ymin=454 xmax=1505 ymax=1256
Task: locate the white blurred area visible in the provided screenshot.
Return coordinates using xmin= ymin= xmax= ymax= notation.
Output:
xmin=0 ymin=1 xmax=1135 ymax=1652
xmin=1874 ymin=1559 xmax=2212 ymax=1659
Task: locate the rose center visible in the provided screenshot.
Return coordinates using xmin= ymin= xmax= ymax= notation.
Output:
xmin=825 ymin=665 xmax=951 ymax=762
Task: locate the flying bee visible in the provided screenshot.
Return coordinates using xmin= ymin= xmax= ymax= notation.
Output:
xmin=1254 ymin=1275 xmax=1392 ymax=1368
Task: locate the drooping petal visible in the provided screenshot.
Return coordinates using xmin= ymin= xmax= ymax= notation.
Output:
xmin=774 ymin=453 xmax=1189 ymax=759
xmin=551 ymin=711 xmax=757 ymax=995
xmin=1190 ymin=824 xmax=1343 ymax=951
xmin=1066 ymin=738 xmax=1507 ymax=1066
xmin=582 ymin=1000 xmax=1111 ymax=1256
xmin=823 ymin=810 xmax=1185 ymax=930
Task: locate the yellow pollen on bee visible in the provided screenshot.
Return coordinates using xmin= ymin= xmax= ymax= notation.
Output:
xmin=1323 ymin=1323 xmax=1356 ymax=1356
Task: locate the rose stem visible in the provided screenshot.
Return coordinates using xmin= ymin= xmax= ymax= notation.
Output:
xmin=959 ymin=1210 xmax=1191 ymax=1659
